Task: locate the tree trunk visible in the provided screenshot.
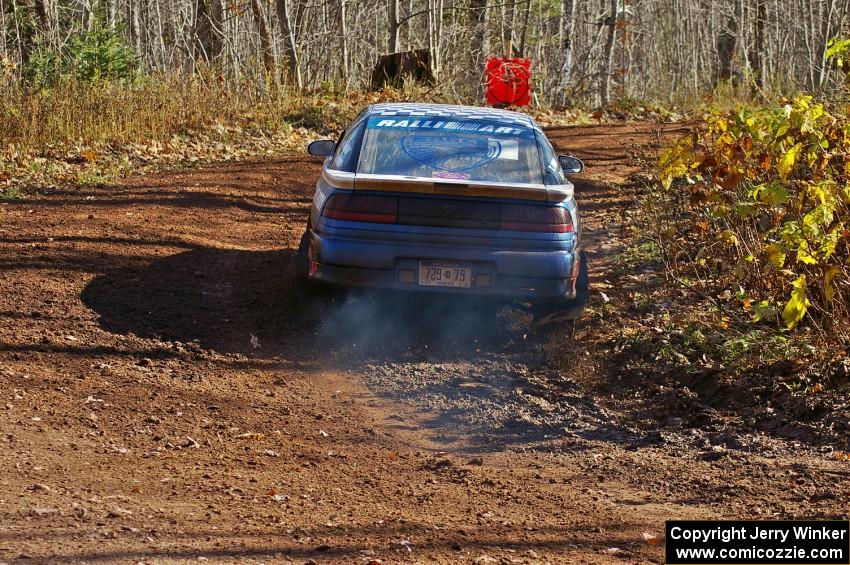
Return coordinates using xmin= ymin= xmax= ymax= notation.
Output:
xmin=518 ymin=0 xmax=531 ymax=57
xmin=129 ymin=0 xmax=142 ymax=60
xmin=388 ymin=0 xmax=400 ymax=52
xmin=817 ymin=0 xmax=840 ymax=87
xmin=276 ymin=0 xmax=303 ymax=87
xmin=503 ymin=0 xmax=515 ymax=56
xmin=195 ymin=0 xmax=224 ymax=63
xmin=470 ymin=0 xmax=488 ymax=71
xmin=433 ymin=0 xmax=443 ymax=78
xmin=106 ymin=0 xmax=117 ymax=29
xmin=716 ymin=10 xmax=738 ymax=83
xmin=750 ymin=0 xmax=766 ymax=90
xmin=31 ymin=0 xmax=51 ymax=47
xmin=600 ymin=0 xmax=617 ymax=106
xmin=338 ymin=0 xmax=349 ymax=86
xmin=558 ymin=0 xmax=575 ymax=106
xmin=427 ymin=0 xmax=434 ymax=64
xmin=736 ymin=0 xmax=749 ymax=79
xmin=250 ymin=0 xmax=275 ymax=73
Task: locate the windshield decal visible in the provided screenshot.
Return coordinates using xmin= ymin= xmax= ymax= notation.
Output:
xmin=367 ymin=116 xmax=533 ymax=138
xmin=433 ymin=170 xmax=472 ymax=180
xmin=401 ymin=134 xmax=520 ymax=172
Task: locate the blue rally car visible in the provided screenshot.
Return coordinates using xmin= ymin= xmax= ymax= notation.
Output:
xmin=296 ymin=103 xmax=587 ymax=323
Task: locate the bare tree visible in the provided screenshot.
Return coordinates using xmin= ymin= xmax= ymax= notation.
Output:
xmin=249 ymin=0 xmax=275 ymax=73
xmin=716 ymin=5 xmax=738 ymax=83
xmin=338 ymin=0 xmax=349 ymax=85
xmin=470 ymin=0 xmax=488 ymax=70
xmin=750 ymin=0 xmax=766 ymax=89
xmin=600 ymin=0 xmax=617 ymax=105
xmin=276 ymin=0 xmax=303 ymax=86
xmin=388 ymin=0 xmax=401 ymax=52
xmin=559 ymin=0 xmax=576 ymax=106
xmin=195 ymin=0 xmax=224 ymax=63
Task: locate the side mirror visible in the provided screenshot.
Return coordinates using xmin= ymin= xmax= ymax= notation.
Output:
xmin=558 ymin=155 xmax=584 ymax=174
xmin=308 ymin=140 xmax=336 ymax=157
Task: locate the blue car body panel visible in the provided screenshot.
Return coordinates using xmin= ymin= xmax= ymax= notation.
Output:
xmin=303 ymin=103 xmax=583 ymax=304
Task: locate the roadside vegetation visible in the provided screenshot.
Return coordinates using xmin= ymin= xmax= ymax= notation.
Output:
xmin=657 ymin=41 xmax=849 ymax=345
xmin=568 ymin=41 xmax=850 ymax=446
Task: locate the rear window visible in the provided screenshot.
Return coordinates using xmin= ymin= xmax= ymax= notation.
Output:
xmin=356 ymin=116 xmax=543 ymax=184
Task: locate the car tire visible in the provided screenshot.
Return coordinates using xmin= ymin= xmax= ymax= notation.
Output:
xmin=295 ymin=230 xmax=343 ymax=320
xmin=531 ymin=252 xmax=589 ymax=330
xmin=295 ymin=230 xmax=310 ymax=281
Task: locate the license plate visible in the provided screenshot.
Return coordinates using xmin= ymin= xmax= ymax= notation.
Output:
xmin=418 ymin=261 xmax=472 ymax=288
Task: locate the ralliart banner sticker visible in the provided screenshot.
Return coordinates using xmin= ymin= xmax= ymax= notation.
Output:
xmin=665 ymin=520 xmax=849 ymax=564
xmin=366 ymin=117 xmax=534 ymax=138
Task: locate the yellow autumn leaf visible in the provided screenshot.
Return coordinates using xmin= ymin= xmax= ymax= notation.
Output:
xmin=777 ymin=143 xmax=802 ymax=179
xmin=824 ymin=265 xmax=841 ymax=302
xmin=765 ymin=244 xmax=786 ymax=268
xmin=782 ymin=275 xmax=810 ymax=329
xmin=718 ymin=230 xmax=738 ymax=246
xmin=796 ymin=240 xmax=818 ymax=265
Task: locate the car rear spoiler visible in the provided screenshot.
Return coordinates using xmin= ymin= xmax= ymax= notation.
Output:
xmin=322 ymin=170 xmax=573 ymax=202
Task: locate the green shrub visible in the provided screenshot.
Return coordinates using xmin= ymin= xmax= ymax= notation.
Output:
xmin=68 ymin=25 xmax=137 ymax=82
xmin=24 ymin=25 xmax=137 ymax=86
xmin=658 ymin=96 xmax=849 ymax=335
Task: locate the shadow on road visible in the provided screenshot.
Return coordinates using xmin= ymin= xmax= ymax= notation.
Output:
xmin=81 ymin=246 xmax=640 ymax=453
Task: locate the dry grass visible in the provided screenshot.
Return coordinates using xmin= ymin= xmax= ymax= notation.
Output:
xmin=0 ymin=75 xmax=381 ymax=154
xmin=0 ymin=76 xmax=450 ymax=191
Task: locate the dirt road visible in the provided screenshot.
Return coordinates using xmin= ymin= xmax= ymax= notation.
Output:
xmin=1 ymin=124 xmax=847 ymax=564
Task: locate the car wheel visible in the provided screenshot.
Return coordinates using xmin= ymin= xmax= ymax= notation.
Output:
xmin=531 ymin=252 xmax=589 ymax=332
xmin=294 ymin=230 xmax=343 ymax=321
xmin=295 ymin=230 xmax=310 ymax=281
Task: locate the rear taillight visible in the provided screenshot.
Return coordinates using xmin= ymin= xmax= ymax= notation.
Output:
xmin=322 ymin=194 xmax=398 ymax=224
xmin=499 ymin=204 xmax=573 ymax=233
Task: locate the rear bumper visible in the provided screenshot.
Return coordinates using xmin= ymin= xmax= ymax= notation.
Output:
xmin=308 ymin=230 xmax=580 ymax=302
